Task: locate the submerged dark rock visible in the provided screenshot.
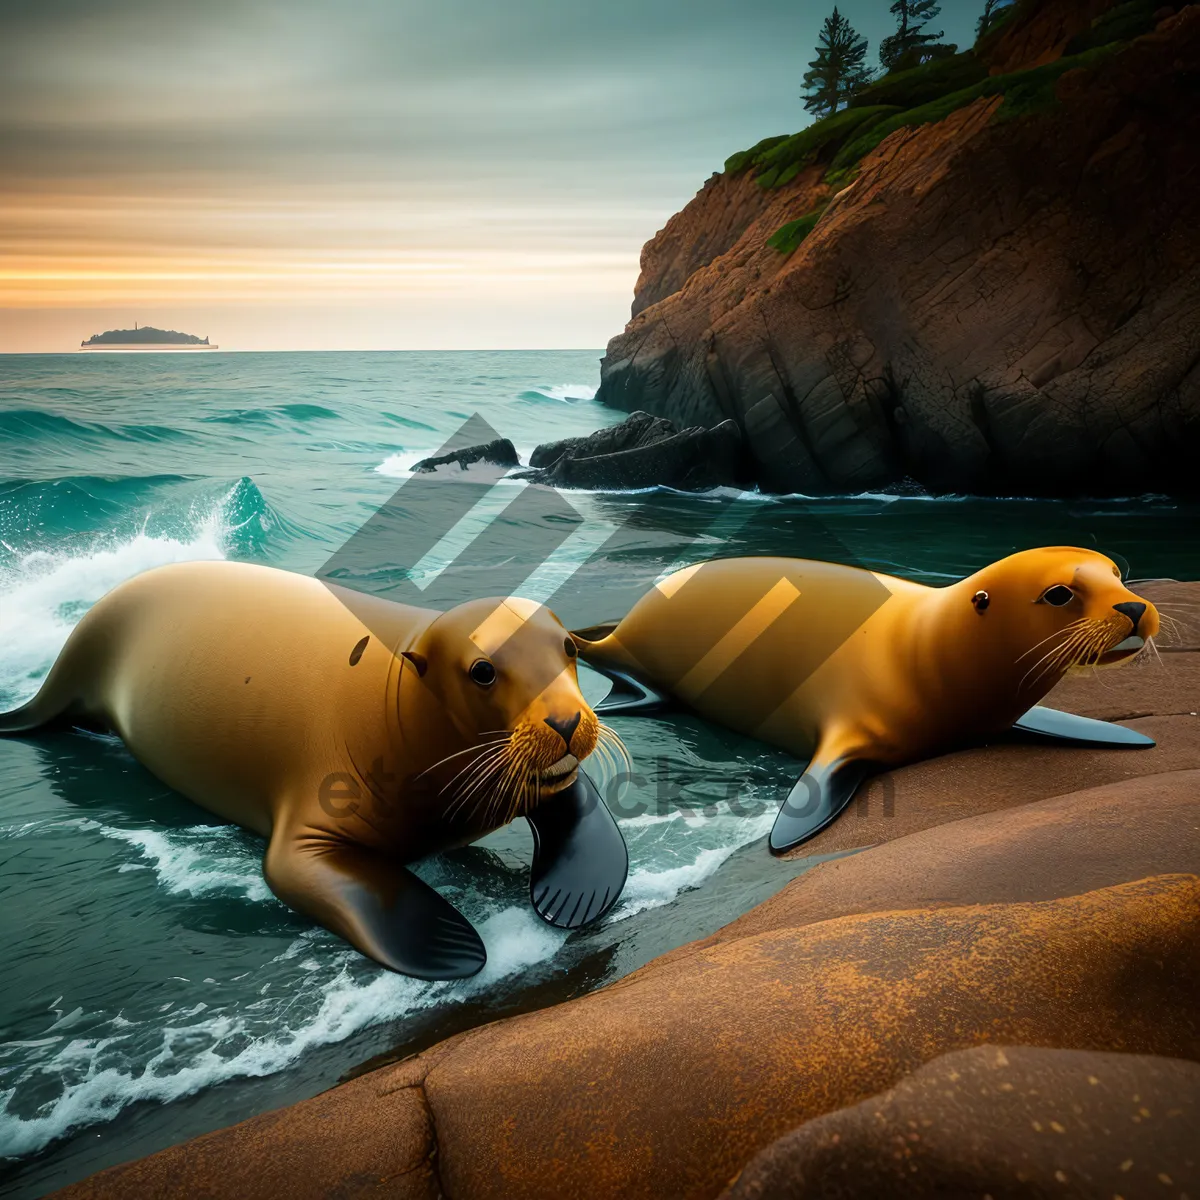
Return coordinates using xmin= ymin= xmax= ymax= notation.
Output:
xmin=517 ymin=411 xmax=747 ymax=492
xmin=411 ymin=438 xmax=519 ymax=474
xmin=528 ymin=411 xmax=676 ymax=469
xmin=407 ymin=413 xmax=745 ymax=492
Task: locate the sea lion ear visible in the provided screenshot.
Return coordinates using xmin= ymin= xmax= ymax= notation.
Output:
xmin=402 ymin=651 xmax=428 ymax=678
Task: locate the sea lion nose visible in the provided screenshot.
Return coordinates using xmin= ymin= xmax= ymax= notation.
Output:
xmin=1113 ymin=601 xmax=1146 ymax=632
xmin=544 ymin=711 xmax=581 ymax=751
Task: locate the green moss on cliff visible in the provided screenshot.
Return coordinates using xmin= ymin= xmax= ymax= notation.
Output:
xmin=1066 ymin=0 xmax=1160 ymax=54
xmin=849 ymin=52 xmax=988 ymax=112
xmin=724 ymin=135 xmax=789 ymax=176
xmin=724 ymin=107 xmax=900 ymax=188
xmin=827 ymin=41 xmax=1126 ymax=174
xmin=726 ymin=36 xmax=1132 ymax=200
xmin=767 ymin=206 xmax=829 ymax=255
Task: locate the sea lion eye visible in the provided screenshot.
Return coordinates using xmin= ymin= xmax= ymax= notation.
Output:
xmin=469 ymin=659 xmax=496 ymax=687
xmin=564 ymin=636 xmax=577 ymax=659
xmin=1041 ymin=585 xmax=1075 ymax=607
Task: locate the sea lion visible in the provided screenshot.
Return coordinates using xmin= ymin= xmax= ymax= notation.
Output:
xmin=573 ymin=547 xmax=1159 ymax=854
xmin=0 ymin=560 xmax=629 ymax=978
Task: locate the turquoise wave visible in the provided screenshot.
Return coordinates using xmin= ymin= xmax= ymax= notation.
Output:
xmin=200 ymin=402 xmax=344 ymax=426
xmin=0 ymin=409 xmax=194 ymax=446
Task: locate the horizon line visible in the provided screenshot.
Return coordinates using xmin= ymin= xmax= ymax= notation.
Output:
xmin=0 ymin=346 xmax=609 ymax=356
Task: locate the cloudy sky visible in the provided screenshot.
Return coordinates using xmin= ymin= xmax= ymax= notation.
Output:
xmin=1 ymin=0 xmax=980 ymax=352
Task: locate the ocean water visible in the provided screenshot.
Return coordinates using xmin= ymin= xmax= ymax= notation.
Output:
xmin=1 ymin=350 xmax=1198 ymax=1195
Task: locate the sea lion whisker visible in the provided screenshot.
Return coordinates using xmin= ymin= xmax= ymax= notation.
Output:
xmin=420 ymin=735 xmax=512 ymax=782
xmin=1146 ymin=637 xmax=1164 ymax=669
xmin=1154 ymin=613 xmax=1187 ymax=646
xmin=1070 ymin=623 xmax=1113 ymax=670
xmin=486 ymin=756 xmax=517 ymax=827
xmin=484 ymin=744 xmax=528 ymax=830
xmin=594 ymin=731 xmax=623 ymax=777
xmin=1028 ymin=622 xmax=1104 ymax=685
xmin=597 ymin=725 xmax=633 ymax=774
xmin=506 ymin=762 xmax=534 ymax=826
xmin=445 ymin=746 xmax=511 ymax=815
xmin=600 ymin=734 xmax=631 ymax=781
xmin=1022 ymin=628 xmax=1087 ymax=688
xmin=453 ymin=744 xmax=510 ymax=799
xmin=590 ymin=742 xmax=615 ymax=782
xmin=1016 ymin=618 xmax=1090 ymax=663
xmin=438 ymin=745 xmax=508 ymax=797
xmin=590 ymin=729 xmax=619 ymax=777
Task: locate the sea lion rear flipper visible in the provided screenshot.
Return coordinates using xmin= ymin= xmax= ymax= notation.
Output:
xmin=263 ymin=832 xmax=486 ymax=979
xmin=528 ymin=770 xmax=628 ymax=929
xmin=592 ymin=667 xmax=673 ymax=717
xmin=769 ymin=759 xmax=874 ymax=856
xmin=1012 ymin=705 xmax=1155 ymax=748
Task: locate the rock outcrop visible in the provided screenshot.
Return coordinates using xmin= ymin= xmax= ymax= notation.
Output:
xmin=411 ymin=412 xmax=748 ymax=492
xmin=597 ymin=1 xmax=1200 ymax=496
xmin=411 ymin=437 xmax=520 ymax=474
xmin=514 ymin=411 xmax=746 ymax=491
xmin=54 ymin=582 xmax=1200 ymax=1200
xmin=722 ymin=1046 xmax=1200 ymax=1198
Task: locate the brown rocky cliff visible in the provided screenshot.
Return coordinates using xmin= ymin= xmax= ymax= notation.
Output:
xmin=598 ymin=3 xmax=1200 ymax=496
xmin=630 ymin=168 xmax=809 ymax=318
xmin=980 ymin=0 xmax=1117 ymax=72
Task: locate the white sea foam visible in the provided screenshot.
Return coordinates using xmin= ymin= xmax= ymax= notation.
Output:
xmin=0 ymin=470 xmax=781 ymax=1164
xmin=96 ymin=825 xmax=275 ymax=902
xmin=612 ymin=807 xmax=777 ymax=921
xmin=0 ymin=499 xmax=234 ymax=706
xmin=0 ymin=787 xmax=766 ymax=1160
xmin=0 ymin=901 xmax=564 ymax=1160
xmin=524 ymin=383 xmax=597 ymax=403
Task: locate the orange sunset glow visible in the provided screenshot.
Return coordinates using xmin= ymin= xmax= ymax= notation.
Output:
xmin=1 ymin=0 xmax=977 ymax=351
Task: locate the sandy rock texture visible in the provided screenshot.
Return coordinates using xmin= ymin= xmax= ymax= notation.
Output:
xmin=721 ymin=1045 xmax=1200 ymax=1198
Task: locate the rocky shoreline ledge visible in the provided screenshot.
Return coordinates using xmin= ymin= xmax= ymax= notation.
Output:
xmin=56 ymin=581 xmax=1200 ymax=1198
xmin=412 ymin=410 xmax=750 ymax=493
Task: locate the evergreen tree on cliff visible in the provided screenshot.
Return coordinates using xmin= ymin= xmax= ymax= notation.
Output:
xmin=801 ymin=8 xmax=872 ymax=119
xmin=879 ymin=0 xmax=944 ymax=72
xmin=976 ymin=0 xmax=1014 ymax=39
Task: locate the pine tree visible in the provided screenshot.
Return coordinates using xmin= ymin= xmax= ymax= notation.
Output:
xmin=801 ymin=7 xmax=873 ymax=120
xmin=976 ymin=0 xmax=1014 ymax=39
xmin=879 ymin=0 xmax=944 ymax=72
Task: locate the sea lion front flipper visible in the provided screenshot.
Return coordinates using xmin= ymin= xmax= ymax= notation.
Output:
xmin=592 ymin=667 xmax=673 ymax=717
xmin=769 ymin=759 xmax=874 ymax=856
xmin=263 ymin=832 xmax=486 ymax=980
xmin=528 ymin=770 xmax=628 ymax=929
xmin=1012 ymin=705 xmax=1156 ymax=748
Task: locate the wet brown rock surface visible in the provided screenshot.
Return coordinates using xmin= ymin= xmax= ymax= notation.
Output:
xmin=721 ymin=1045 xmax=1200 ymax=1199
xmin=57 ymin=875 xmax=1200 ymax=1200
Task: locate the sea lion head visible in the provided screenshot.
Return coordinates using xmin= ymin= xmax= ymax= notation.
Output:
xmin=402 ymin=597 xmax=614 ymax=821
xmin=961 ymin=547 xmax=1159 ymax=691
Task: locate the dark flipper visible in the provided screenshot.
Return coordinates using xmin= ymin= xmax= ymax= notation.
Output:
xmin=1012 ymin=705 xmax=1156 ymax=748
xmin=592 ymin=667 xmax=673 ymax=717
xmin=528 ymin=770 xmax=628 ymax=929
xmin=769 ymin=759 xmax=874 ymax=856
xmin=263 ymin=832 xmax=486 ymax=979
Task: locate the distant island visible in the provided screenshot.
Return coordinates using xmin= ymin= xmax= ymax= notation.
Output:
xmin=80 ymin=324 xmax=218 ymax=349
